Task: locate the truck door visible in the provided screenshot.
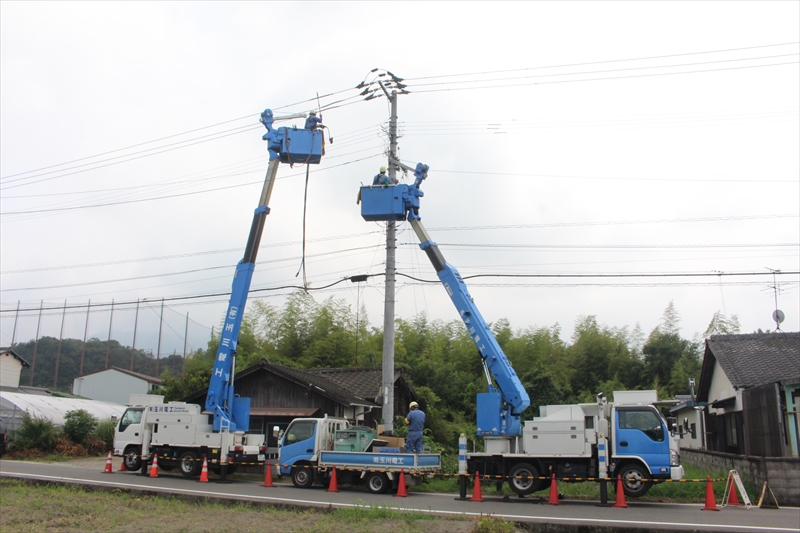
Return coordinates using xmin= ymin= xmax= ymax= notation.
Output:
xmin=614 ymin=407 xmax=670 ymax=474
xmin=278 ymin=419 xmax=317 ymax=476
xmin=114 ymin=408 xmax=144 ymax=453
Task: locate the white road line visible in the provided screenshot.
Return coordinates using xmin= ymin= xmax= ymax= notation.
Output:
xmin=3 ymin=472 xmax=798 ymax=533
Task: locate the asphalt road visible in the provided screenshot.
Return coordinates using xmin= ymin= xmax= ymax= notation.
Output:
xmin=1 ymin=459 xmax=798 ymax=533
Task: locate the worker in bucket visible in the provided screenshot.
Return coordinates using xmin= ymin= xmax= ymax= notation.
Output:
xmin=304 ymin=109 xmax=323 ymax=130
xmin=405 ymin=401 xmax=426 ymax=454
xmin=372 ymin=166 xmax=393 ymax=186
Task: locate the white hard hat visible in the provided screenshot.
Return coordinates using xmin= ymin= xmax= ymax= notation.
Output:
xmin=409 ymin=401 xmax=419 ymax=409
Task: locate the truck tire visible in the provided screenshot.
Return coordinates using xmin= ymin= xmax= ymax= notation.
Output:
xmin=617 ymin=463 xmax=652 ymax=498
xmin=124 ymin=447 xmax=142 ymax=471
xmin=179 ymin=451 xmax=201 ymax=477
xmin=508 ymin=463 xmax=542 ymax=496
xmin=291 ymin=466 xmax=315 ymax=489
xmin=366 ymin=472 xmax=391 ymax=494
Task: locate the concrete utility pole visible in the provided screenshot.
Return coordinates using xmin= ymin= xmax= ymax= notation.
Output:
xmin=360 ymin=69 xmax=408 ymax=435
xmin=381 ymin=85 xmax=399 ymax=434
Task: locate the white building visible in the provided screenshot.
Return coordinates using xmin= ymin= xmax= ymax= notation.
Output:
xmin=73 ymin=367 xmax=162 ymax=405
xmin=0 ymin=347 xmax=30 ymax=388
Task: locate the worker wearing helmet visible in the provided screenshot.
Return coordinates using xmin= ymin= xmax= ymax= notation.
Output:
xmin=372 ymin=165 xmax=393 ymax=186
xmin=305 ymin=109 xmax=323 ymax=130
xmin=405 ymin=401 xmax=426 ymax=454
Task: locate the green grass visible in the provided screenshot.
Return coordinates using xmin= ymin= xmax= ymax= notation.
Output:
xmin=0 ymin=479 xmax=478 ymax=533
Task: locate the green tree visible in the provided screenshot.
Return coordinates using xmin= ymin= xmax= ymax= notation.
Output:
xmin=703 ymin=311 xmax=741 ymax=338
xmin=521 ymin=363 xmax=564 ymax=416
xmin=10 ymin=413 xmax=58 ymax=452
xmin=63 ymin=410 xmax=97 ymax=445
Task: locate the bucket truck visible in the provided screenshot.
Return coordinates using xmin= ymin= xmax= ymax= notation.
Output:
xmin=359 ymin=163 xmax=684 ymax=497
xmin=113 ymin=109 xmax=324 ymax=477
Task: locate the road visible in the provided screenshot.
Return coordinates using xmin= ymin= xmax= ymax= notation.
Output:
xmin=1 ymin=459 xmax=798 ymax=533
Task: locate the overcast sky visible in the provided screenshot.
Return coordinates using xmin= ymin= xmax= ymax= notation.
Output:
xmin=1 ymin=1 xmax=798 ymax=358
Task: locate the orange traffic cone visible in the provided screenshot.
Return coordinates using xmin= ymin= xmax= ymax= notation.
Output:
xmin=198 ymin=457 xmax=209 ymax=483
xmin=102 ymin=451 xmax=114 ymax=474
xmin=327 ymin=465 xmax=339 ymax=493
xmin=726 ymin=476 xmax=741 ymax=506
xmin=149 ymin=454 xmax=159 ymax=478
xmin=262 ymin=461 xmax=275 ymax=487
xmin=613 ymin=475 xmax=628 ymax=508
xmin=546 ymin=473 xmax=561 ymax=505
xmin=119 ymin=458 xmax=127 ymax=472
xmin=470 ymin=471 xmax=484 ymax=502
xmin=702 ymin=476 xmax=719 ymax=511
xmin=395 ymin=469 xmax=408 ymax=497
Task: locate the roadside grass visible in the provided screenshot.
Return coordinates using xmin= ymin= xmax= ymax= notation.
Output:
xmin=0 ymin=478 xmax=479 ymax=533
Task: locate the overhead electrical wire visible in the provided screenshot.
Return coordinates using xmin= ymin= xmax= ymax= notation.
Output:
xmin=409 ymin=61 xmax=799 ymax=94
xmin=408 ymin=53 xmax=799 ymax=89
xmin=403 ymin=42 xmax=800 ymax=81
xmin=3 ymin=269 xmax=797 ymax=315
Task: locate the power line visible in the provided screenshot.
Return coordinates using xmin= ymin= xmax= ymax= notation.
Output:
xmin=410 ymin=53 xmax=799 ymax=89
xmin=404 ymin=42 xmax=800 ymax=81
xmin=411 ymin=62 xmax=799 ymax=94
xmin=3 ymin=269 xmax=797 ymax=315
xmin=0 ymin=153 xmax=384 ymax=216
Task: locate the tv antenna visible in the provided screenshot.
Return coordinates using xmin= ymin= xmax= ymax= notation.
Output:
xmin=766 ymin=267 xmax=784 ymax=331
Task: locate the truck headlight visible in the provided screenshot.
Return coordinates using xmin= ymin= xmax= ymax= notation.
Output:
xmin=670 ymin=449 xmax=680 ymax=467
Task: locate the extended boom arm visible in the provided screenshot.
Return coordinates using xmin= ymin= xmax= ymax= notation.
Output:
xmin=205 ymin=109 xmax=323 ymax=432
xmin=359 ymin=164 xmax=530 ymax=436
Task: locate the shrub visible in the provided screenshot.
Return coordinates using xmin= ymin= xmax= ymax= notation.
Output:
xmin=93 ymin=418 xmax=116 ymax=452
xmin=10 ymin=413 xmax=58 ymax=453
xmin=63 ymin=410 xmax=97 ymax=445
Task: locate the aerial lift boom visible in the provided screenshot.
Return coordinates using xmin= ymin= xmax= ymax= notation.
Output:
xmin=360 ymin=164 xmax=530 ymax=437
xmin=205 ymin=109 xmax=324 ymax=432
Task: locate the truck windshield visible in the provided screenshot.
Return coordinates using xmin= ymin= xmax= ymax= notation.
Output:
xmin=618 ymin=408 xmax=664 ymax=442
xmin=119 ymin=408 xmax=143 ymax=432
xmin=284 ymin=421 xmax=315 ymax=444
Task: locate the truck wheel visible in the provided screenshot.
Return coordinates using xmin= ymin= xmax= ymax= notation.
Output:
xmin=617 ymin=464 xmax=652 ymax=498
xmin=291 ymin=466 xmax=315 ymax=488
xmin=366 ymin=472 xmax=391 ymax=494
xmin=124 ymin=447 xmax=141 ymax=471
xmin=508 ymin=463 xmax=542 ymax=496
xmin=179 ymin=451 xmax=201 ymax=477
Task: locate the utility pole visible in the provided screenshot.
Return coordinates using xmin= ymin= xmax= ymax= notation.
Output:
xmin=105 ymin=299 xmax=115 ymax=369
xmin=360 ymin=69 xmax=408 ymax=435
xmin=130 ymin=299 xmax=140 ymax=371
xmin=30 ymin=300 xmax=43 ymax=386
xmin=156 ymin=298 xmax=165 ymax=377
xmin=54 ymin=300 xmax=67 ymax=389
xmin=182 ymin=312 xmax=189 ymax=376
xmin=10 ymin=300 xmax=20 ymax=346
xmin=382 ymin=85 xmax=399 ymax=434
xmin=79 ymin=299 xmax=90 ymax=375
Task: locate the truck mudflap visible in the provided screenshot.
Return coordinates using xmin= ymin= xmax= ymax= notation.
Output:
xmin=319 ymin=451 xmax=441 ymax=472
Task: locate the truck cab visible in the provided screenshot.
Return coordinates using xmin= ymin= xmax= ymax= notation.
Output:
xmin=279 ymin=417 xmax=350 ymax=487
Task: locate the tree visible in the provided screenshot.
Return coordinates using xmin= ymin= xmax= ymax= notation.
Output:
xmin=63 ymin=410 xmax=97 ymax=445
xmin=521 ymin=363 xmax=564 ymax=416
xmin=703 ymin=311 xmax=741 ymax=338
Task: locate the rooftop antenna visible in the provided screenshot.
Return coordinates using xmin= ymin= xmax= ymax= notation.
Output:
xmin=766 ymin=267 xmax=784 ymax=331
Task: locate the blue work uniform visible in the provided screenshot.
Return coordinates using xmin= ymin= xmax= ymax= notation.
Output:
xmin=406 ymin=409 xmax=426 ymax=454
xmin=305 ymin=115 xmax=323 ymax=130
xmin=373 ymin=172 xmax=392 ymax=185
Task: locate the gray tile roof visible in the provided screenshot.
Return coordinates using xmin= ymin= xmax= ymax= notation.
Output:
xmin=704 ymin=332 xmax=800 ymax=390
xmin=305 ymin=367 xmax=384 ymax=402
